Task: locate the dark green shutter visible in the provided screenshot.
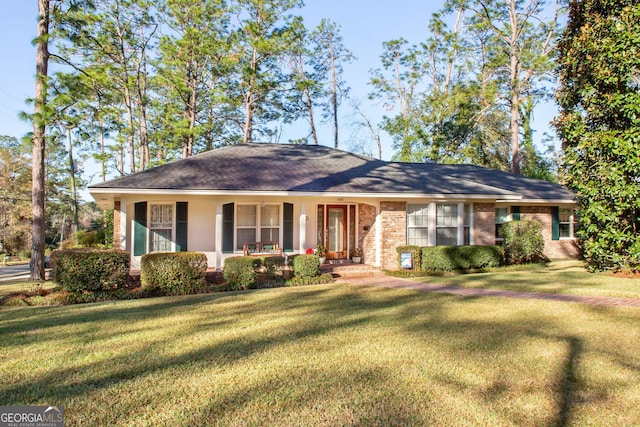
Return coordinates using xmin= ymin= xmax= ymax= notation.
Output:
xmin=551 ymin=207 xmax=560 ymax=240
xmin=511 ymin=206 xmax=520 ymax=221
xmin=222 ymin=203 xmax=234 ymax=253
xmin=133 ymin=202 xmax=147 ymax=256
xmin=283 ymin=202 xmax=294 ymax=252
xmin=176 ymin=202 xmax=188 ymax=252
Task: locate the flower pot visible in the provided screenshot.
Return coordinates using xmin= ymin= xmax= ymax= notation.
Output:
xmin=319 ymin=257 xmax=326 ymax=265
xmin=351 ymin=256 xmax=361 ymax=264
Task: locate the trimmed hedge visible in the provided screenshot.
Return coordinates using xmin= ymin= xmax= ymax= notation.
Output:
xmin=287 ymin=272 xmax=334 ymax=286
xmin=141 ymin=252 xmax=208 ymax=295
xmin=503 ymin=220 xmax=546 ymax=264
xmin=421 ymin=246 xmax=502 ymax=271
xmin=51 ymin=249 xmax=129 ymax=292
xmin=223 ymin=256 xmax=262 ymax=290
xmin=293 ymin=254 xmax=320 ymax=278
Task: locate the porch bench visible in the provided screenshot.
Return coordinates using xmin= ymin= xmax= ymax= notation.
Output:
xmin=242 ymin=241 xmax=282 ymax=256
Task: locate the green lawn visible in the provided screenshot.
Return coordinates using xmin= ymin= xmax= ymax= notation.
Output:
xmin=0 ymin=280 xmax=56 ymax=300
xmin=1 ymin=281 xmax=639 ymax=426
xmin=414 ymin=260 xmax=640 ymax=299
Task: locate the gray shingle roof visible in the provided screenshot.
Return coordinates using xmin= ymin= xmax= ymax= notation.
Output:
xmin=89 ymin=143 xmax=574 ymax=201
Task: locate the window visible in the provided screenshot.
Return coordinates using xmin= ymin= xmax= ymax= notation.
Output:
xmin=559 ymin=208 xmax=574 ymax=238
xmin=150 ymin=204 xmax=173 ymax=252
xmin=436 ymin=204 xmax=458 ymax=246
xmin=236 ymin=205 xmax=256 ymax=250
xmin=464 ymin=204 xmax=471 ymax=245
xmin=236 ymin=204 xmax=280 ymax=250
xmin=260 ymin=204 xmax=280 ymax=242
xmin=495 ymin=207 xmax=508 ymax=239
xmin=407 ymin=204 xmax=429 ymax=246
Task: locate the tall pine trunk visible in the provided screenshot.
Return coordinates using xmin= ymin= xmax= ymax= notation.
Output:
xmin=30 ymin=0 xmax=49 ymax=280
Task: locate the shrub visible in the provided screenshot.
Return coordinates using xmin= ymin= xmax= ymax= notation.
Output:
xmin=502 ymin=220 xmax=546 ymax=264
xmin=140 ymin=252 xmax=208 ymax=295
xmin=287 ymin=272 xmax=334 ymax=286
xmin=223 ymin=256 xmax=262 ymax=290
xmin=51 ymin=249 xmax=129 ymax=292
xmin=260 ymin=255 xmax=286 ymax=277
xmin=60 ymin=230 xmax=103 ymax=249
xmin=293 ymin=254 xmax=320 ymax=278
xmin=421 ymin=246 xmax=502 ymax=271
xmin=396 ymin=246 xmax=422 ymax=270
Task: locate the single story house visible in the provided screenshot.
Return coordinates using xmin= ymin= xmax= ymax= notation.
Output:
xmin=89 ymin=143 xmax=580 ymax=270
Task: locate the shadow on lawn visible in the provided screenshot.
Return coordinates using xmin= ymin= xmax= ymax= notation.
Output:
xmin=0 ymin=284 xmax=590 ymax=425
xmin=554 ymin=336 xmax=582 ymax=427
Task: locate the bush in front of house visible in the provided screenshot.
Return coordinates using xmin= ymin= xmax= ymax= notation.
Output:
xmin=259 ymin=255 xmax=287 ymax=278
xmin=502 ymin=220 xmax=546 ymax=264
xmin=420 ymin=246 xmax=503 ymax=271
xmin=223 ymin=256 xmax=263 ymax=290
xmin=287 ymin=272 xmax=334 ymax=286
xmin=141 ymin=252 xmax=208 ymax=295
xmin=293 ymin=254 xmax=320 ymax=278
xmin=51 ymin=249 xmax=129 ymax=292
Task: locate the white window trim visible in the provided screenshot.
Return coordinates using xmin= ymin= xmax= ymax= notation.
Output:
xmin=407 ymin=202 xmax=473 ymax=247
xmin=234 ymin=202 xmax=282 ymax=252
xmin=495 ymin=206 xmax=511 ymax=242
xmin=406 ymin=203 xmax=430 ymax=247
xmin=149 ymin=202 xmax=176 ymax=253
xmin=559 ymin=207 xmax=575 ymax=240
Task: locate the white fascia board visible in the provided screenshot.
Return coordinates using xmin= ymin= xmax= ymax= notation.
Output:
xmin=511 ymin=199 xmax=577 ymax=205
xmin=88 ymin=187 xmax=523 ymax=201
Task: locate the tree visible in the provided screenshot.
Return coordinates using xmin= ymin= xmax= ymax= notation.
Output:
xmin=471 ymin=0 xmax=561 ymax=174
xmin=234 ymin=0 xmax=304 ymax=143
xmin=311 ymin=19 xmax=353 ymax=148
xmin=155 ymin=0 xmax=234 ymax=158
xmin=370 ymin=0 xmax=562 ymax=175
xmin=369 ymin=39 xmax=424 ymax=161
xmin=0 ymin=137 xmax=32 ymax=257
xmin=555 ymin=0 xmax=640 ymax=271
xmin=53 ymin=0 xmax=158 ymax=173
xmin=30 ymin=0 xmax=50 ymax=280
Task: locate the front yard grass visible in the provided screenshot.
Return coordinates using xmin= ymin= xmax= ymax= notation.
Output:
xmin=412 ymin=260 xmax=640 ymax=299
xmin=1 ymin=282 xmax=639 ymax=426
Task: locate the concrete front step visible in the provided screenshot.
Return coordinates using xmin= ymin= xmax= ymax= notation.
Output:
xmin=320 ymin=263 xmax=382 ymax=278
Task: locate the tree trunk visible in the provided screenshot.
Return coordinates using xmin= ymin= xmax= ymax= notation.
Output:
xmin=509 ymin=34 xmax=521 ymax=175
xmin=243 ymin=92 xmax=254 ymax=143
xmin=30 ymin=0 xmax=49 ymax=281
xmin=305 ymin=87 xmax=319 ymax=145
xmin=329 ymin=33 xmax=338 ymax=148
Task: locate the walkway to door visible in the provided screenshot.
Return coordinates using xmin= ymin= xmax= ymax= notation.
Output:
xmin=335 ymin=275 xmax=640 ymax=308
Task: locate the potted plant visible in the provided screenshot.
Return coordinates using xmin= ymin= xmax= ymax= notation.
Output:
xmin=350 ymin=247 xmax=362 ymax=264
xmin=316 ymin=245 xmax=327 ymax=264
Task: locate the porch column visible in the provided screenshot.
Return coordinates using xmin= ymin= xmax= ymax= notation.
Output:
xmin=298 ymin=203 xmax=307 ymax=252
xmin=215 ymin=202 xmax=223 ymax=267
xmin=119 ymin=201 xmax=127 ymax=251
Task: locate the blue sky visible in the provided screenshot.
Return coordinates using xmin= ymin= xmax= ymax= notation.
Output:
xmin=0 ymin=1 xmax=558 ymax=183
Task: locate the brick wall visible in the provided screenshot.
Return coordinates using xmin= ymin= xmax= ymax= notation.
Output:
xmin=473 ymin=203 xmax=495 ymax=246
xmin=520 ymin=206 xmax=581 ymax=259
xmin=358 ymin=203 xmax=377 ymax=265
xmin=113 ymin=201 xmax=122 ymax=250
xmin=379 ymin=201 xmax=407 ymax=270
